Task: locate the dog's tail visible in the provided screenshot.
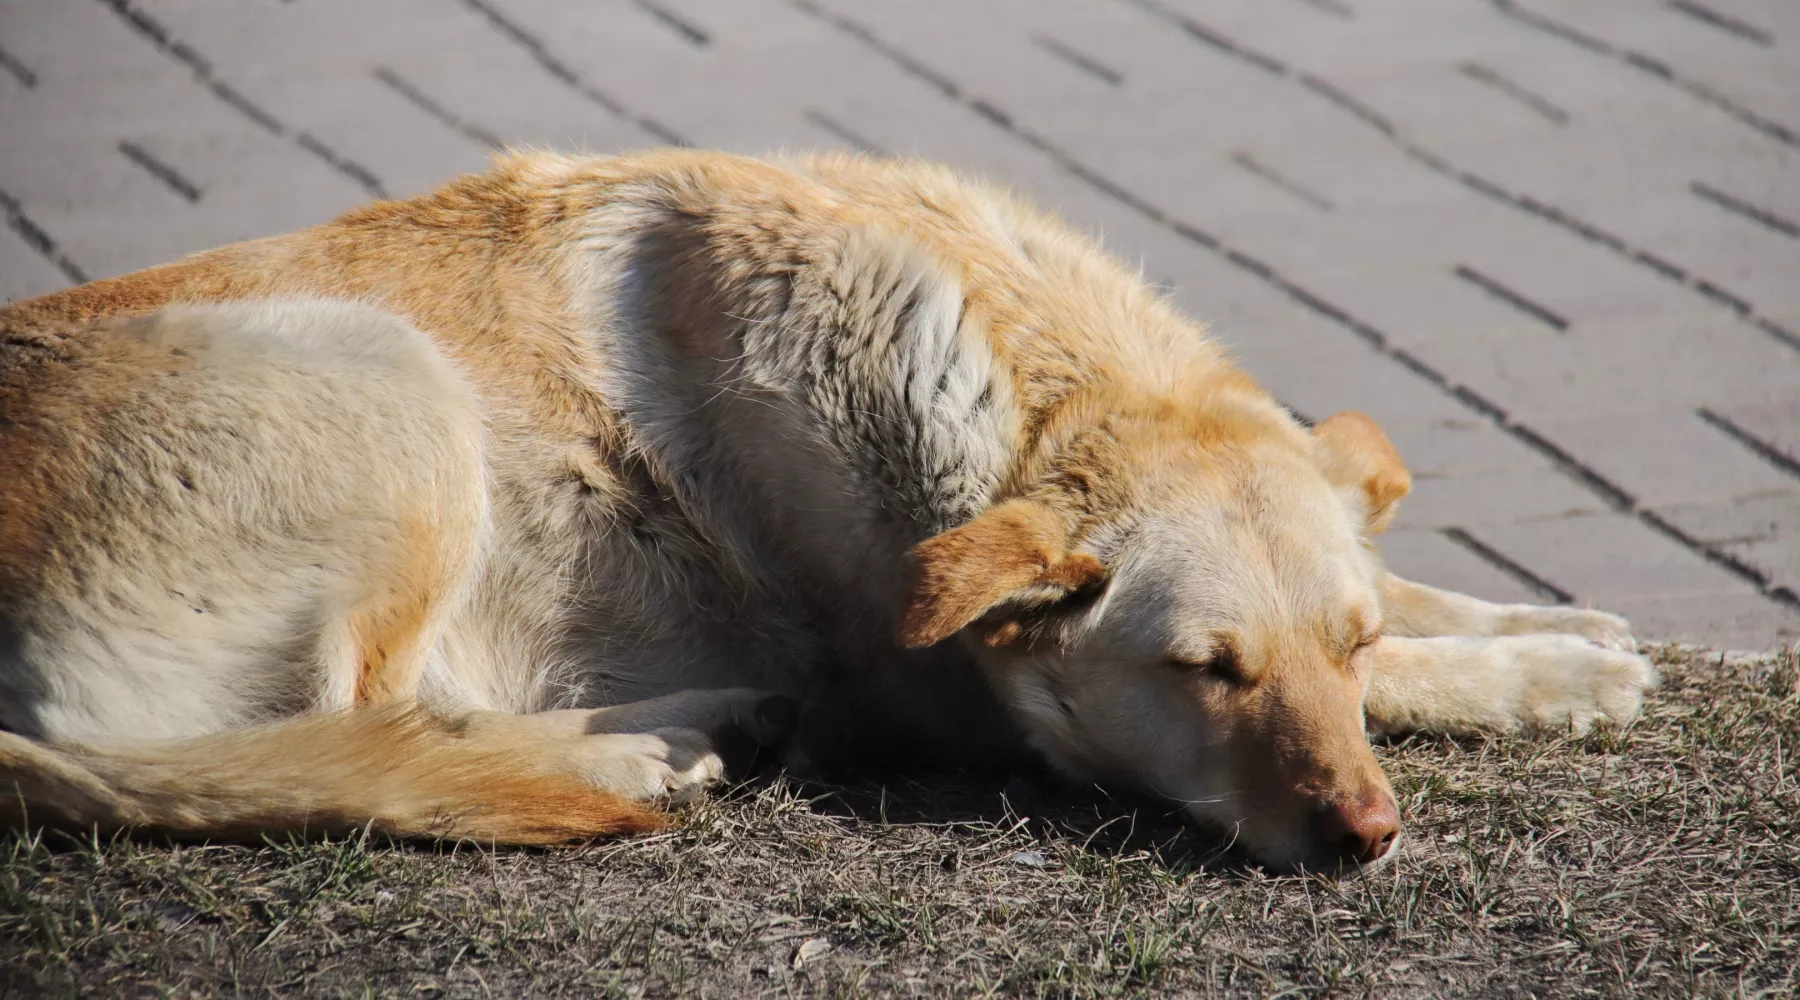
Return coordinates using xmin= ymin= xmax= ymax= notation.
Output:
xmin=0 ymin=708 xmax=665 ymax=844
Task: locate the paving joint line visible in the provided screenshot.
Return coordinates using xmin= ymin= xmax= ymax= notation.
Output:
xmin=0 ymin=43 xmax=37 ymax=88
xmin=1500 ymin=425 xmax=1633 ymax=509
xmin=95 ymin=0 xmax=387 ymax=198
xmin=1453 ymin=264 xmax=1568 ymax=331
xmin=117 ymin=141 xmax=202 ymax=203
xmin=1230 ymin=151 xmax=1334 ymax=211
xmin=1122 ymin=0 xmax=1800 ymax=356
xmin=373 ymin=68 xmax=503 ymax=150
xmin=1112 ymin=0 xmax=1292 ymax=76
xmin=1441 ymin=527 xmax=1574 ymax=604
xmin=96 ymin=0 xmax=283 ymax=134
xmin=1666 ymin=0 xmax=1774 ymax=47
xmin=294 ymin=133 xmax=384 ymax=198
xmin=1637 ymin=508 xmax=1799 ymax=606
xmin=1295 ymin=0 xmax=1355 ymax=20
xmin=1488 ymin=0 xmax=1795 ymax=148
xmin=1298 ymin=72 xmax=1397 ymax=134
xmin=1032 ymin=35 xmax=1124 ymax=87
xmin=633 ymin=0 xmax=711 ymax=48
xmin=1696 ymin=409 xmax=1800 ymax=482
xmin=1457 ymin=62 xmax=1569 ymax=125
xmin=1689 ymin=182 xmax=1800 ymax=239
xmin=456 ymin=0 xmax=689 ymax=147
xmin=801 ymin=109 xmax=888 ymax=156
xmin=789 ymin=0 xmax=1800 ymax=614
xmin=0 ymin=184 xmax=88 ymax=286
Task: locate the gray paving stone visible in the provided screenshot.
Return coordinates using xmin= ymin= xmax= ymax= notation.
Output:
xmin=1378 ymin=419 xmax=1552 ymax=479
xmin=1414 ymin=315 xmax=1800 ymax=420
xmin=0 ymin=223 xmax=70 ymax=304
xmin=1654 ymin=494 xmax=1800 ymax=595
xmin=483 ymin=0 xmax=754 ymax=150
xmin=1228 ymin=337 xmax=1470 ymax=428
xmin=1532 ymin=408 xmax=1799 ymax=508
xmin=1469 ymin=512 xmax=1763 ymax=606
xmin=0 ymin=0 xmax=172 ymax=86
xmin=0 ymin=4 xmax=371 ymax=276
xmin=1389 ymin=466 xmax=1611 ymax=533
xmin=1601 ymin=588 xmax=1800 ymax=652
xmin=127 ymin=1 xmax=489 ymax=198
xmin=1283 ymin=200 xmax=1727 ymax=336
xmin=382 ymin=57 xmax=660 ymax=157
xmin=1704 ymin=391 xmax=1800 ymax=467
xmin=1128 ymin=0 xmax=1800 ymax=364
xmin=1374 ymin=528 xmax=1545 ymax=607
xmin=1703 ymin=0 xmax=1800 ymax=40
xmin=1539 ymin=0 xmax=1796 ymax=119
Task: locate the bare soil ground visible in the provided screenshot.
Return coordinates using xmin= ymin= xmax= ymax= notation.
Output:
xmin=3 ymin=645 xmax=1796 ymax=999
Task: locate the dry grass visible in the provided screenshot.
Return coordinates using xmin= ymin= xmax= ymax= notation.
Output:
xmin=2 ymin=645 xmax=1796 ymax=998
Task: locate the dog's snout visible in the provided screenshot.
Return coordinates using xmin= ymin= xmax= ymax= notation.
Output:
xmin=1313 ymin=791 xmax=1400 ymax=866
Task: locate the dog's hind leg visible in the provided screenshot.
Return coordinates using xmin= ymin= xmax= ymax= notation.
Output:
xmin=1373 ymin=569 xmax=1637 ymax=651
xmin=1361 ymin=634 xmax=1654 ymax=737
xmin=321 ymin=506 xmax=481 ymax=711
xmin=0 ymin=298 xmax=487 ymax=743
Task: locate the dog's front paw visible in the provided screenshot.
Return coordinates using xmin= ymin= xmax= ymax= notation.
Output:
xmin=568 ymin=728 xmax=726 ymax=803
xmin=1496 ymin=606 xmax=1637 ymax=651
xmin=1497 ymin=634 xmax=1654 ymax=735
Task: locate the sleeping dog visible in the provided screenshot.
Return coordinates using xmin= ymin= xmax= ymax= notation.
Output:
xmin=0 ymin=150 xmax=1651 ymax=870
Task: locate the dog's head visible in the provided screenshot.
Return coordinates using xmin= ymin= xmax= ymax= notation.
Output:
xmin=899 ymin=407 xmax=1410 ymax=872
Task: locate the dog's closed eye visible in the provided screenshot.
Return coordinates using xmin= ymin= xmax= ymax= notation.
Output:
xmin=1166 ymin=647 xmax=1244 ymax=685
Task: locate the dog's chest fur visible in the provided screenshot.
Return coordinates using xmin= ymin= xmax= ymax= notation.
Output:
xmin=536 ymin=158 xmax=1038 ymax=755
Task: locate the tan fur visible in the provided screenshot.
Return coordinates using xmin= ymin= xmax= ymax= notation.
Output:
xmin=1312 ymin=411 xmax=1412 ymax=535
xmin=0 ymin=150 xmax=1653 ymax=869
xmin=0 ymin=710 xmax=664 ymax=843
xmin=347 ymin=514 xmax=469 ymax=707
xmin=900 ymin=500 xmax=1107 ymax=648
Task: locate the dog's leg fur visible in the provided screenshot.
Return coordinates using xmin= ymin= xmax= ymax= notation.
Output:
xmin=0 ymin=709 xmax=668 ymax=843
xmin=1365 ymin=559 xmax=1648 ymax=736
xmin=0 ymin=300 xmax=496 ymax=742
xmin=1362 ymin=634 xmax=1653 ymax=737
xmin=452 ymin=688 xmax=798 ymax=800
xmin=1376 ymin=571 xmax=1636 ymax=651
xmin=0 ymin=690 xmax=794 ymax=843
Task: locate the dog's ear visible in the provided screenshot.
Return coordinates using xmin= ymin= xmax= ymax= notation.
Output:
xmin=898 ymin=500 xmax=1107 ymax=649
xmin=1311 ymin=411 xmax=1411 ymax=535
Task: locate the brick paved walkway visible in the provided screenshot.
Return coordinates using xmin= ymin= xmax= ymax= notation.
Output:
xmin=3 ymin=0 xmax=1796 ymax=649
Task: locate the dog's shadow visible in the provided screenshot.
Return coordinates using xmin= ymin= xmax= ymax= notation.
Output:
xmin=727 ymin=755 xmax=1258 ymax=876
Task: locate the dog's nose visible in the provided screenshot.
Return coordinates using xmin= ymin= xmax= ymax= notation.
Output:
xmin=1313 ymin=792 xmax=1400 ymax=866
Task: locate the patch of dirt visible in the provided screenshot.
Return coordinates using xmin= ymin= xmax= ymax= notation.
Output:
xmin=3 ymin=646 xmax=1796 ymax=998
